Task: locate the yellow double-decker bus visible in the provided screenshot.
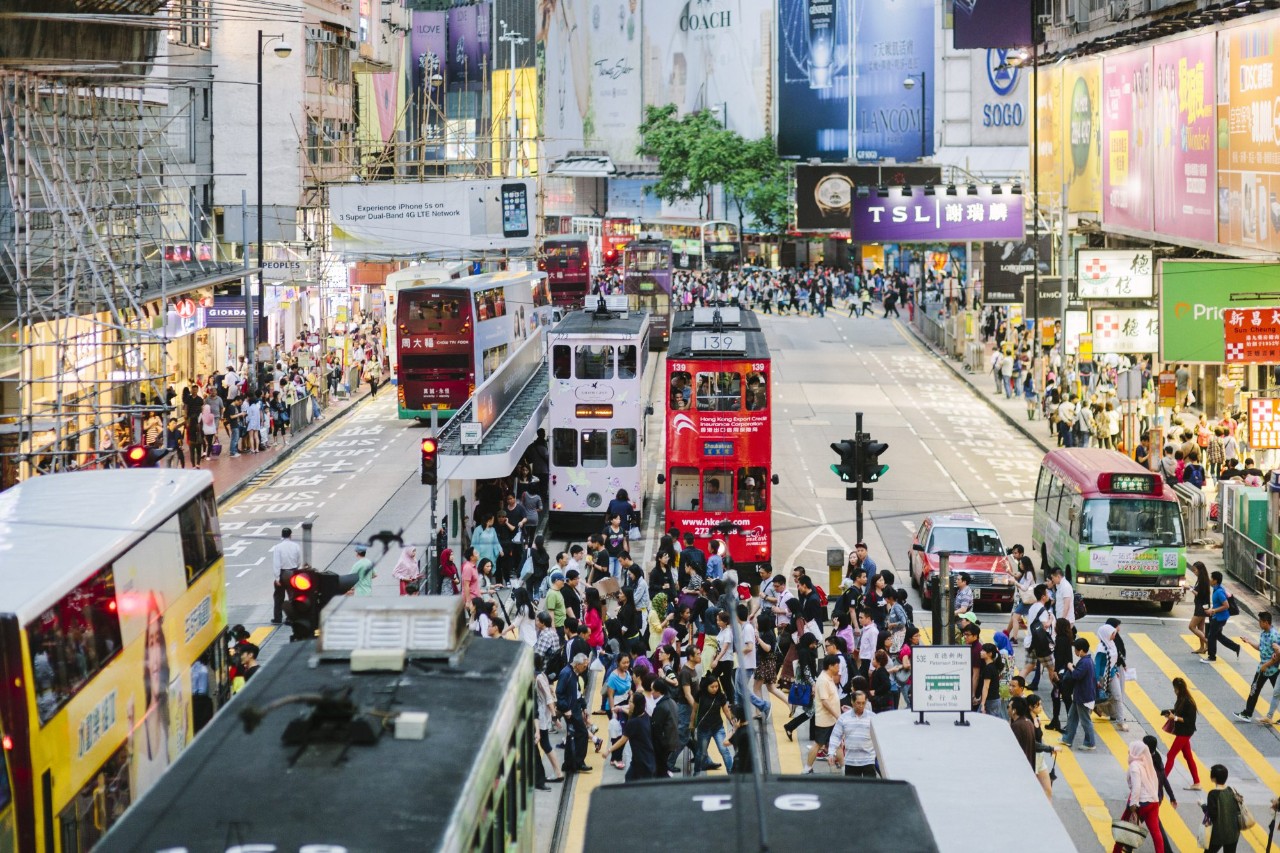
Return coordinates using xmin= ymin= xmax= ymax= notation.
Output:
xmin=0 ymin=470 xmax=228 ymax=852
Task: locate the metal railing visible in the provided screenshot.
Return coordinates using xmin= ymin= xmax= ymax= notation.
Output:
xmin=1222 ymin=520 xmax=1280 ymax=608
xmin=1170 ymin=483 xmax=1209 ymax=545
xmin=288 ymin=395 xmax=316 ymax=436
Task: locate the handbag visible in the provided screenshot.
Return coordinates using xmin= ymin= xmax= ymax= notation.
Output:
xmin=1020 ymin=587 xmax=1037 ymax=605
xmin=627 ymin=524 xmax=641 ymax=541
xmin=1111 ymin=808 xmax=1148 ymax=851
xmin=1161 ymin=715 xmax=1176 ymax=734
xmin=788 ymin=681 xmax=813 ymax=708
xmin=1234 ymin=787 xmax=1257 ymax=830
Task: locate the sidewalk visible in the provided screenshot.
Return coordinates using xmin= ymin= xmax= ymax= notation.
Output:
xmin=176 ymin=389 xmax=371 ymax=506
xmin=899 ymin=315 xmax=1274 ymax=618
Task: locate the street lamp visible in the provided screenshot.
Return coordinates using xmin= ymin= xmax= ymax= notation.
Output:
xmin=257 ymin=30 xmax=292 ymax=356
xmin=902 ymin=72 xmax=928 ymax=161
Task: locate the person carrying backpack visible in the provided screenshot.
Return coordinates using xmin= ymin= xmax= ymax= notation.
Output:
xmin=1020 ymin=584 xmax=1055 ymax=689
xmin=1203 ymin=571 xmax=1242 ymax=663
xmin=1183 ymin=452 xmax=1206 ymax=489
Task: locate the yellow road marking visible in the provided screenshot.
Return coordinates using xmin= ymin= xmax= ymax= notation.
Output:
xmin=1038 ymin=706 xmax=1116 ymax=852
xmin=1178 ymin=634 xmax=1262 ymax=702
xmin=1132 ymin=633 xmax=1275 ymax=851
xmin=562 ymin=671 xmax=601 ymax=853
xmin=768 ymin=693 xmax=805 ymax=775
xmin=247 ymin=625 xmax=276 ymax=648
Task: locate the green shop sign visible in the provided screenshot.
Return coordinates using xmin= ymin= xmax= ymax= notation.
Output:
xmin=1159 ymin=260 xmax=1280 ymax=363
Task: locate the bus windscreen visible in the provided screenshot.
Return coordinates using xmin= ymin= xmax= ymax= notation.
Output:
xmin=400 ymin=291 xmax=467 ymax=332
xmin=1080 ymin=499 xmax=1184 ymax=548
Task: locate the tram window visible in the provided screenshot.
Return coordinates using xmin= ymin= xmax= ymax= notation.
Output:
xmin=575 ymin=345 xmax=614 ymax=379
xmin=668 ymin=467 xmax=700 ymax=511
xmin=404 ymin=294 xmax=463 ymax=331
xmin=611 ymin=429 xmax=638 ymax=467
xmin=669 ymin=371 xmax=692 ymax=411
xmin=178 ymin=488 xmax=223 ymax=585
xmin=580 ymin=430 xmax=609 ymax=467
xmin=618 ymin=345 xmax=638 ymax=379
xmin=552 ymin=345 xmax=571 ymax=379
xmin=482 ymin=344 xmax=509 ymax=380
xmin=702 ymin=470 xmax=734 ymax=512
xmin=745 ymin=372 xmax=767 ymax=411
xmin=696 ymin=372 xmax=741 ymax=411
xmin=736 ymin=466 xmax=768 ymax=511
xmin=552 ymin=428 xmax=577 ymax=467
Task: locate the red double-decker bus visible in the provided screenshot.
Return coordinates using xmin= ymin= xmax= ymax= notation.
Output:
xmin=540 ymin=237 xmax=591 ymax=309
xmin=660 ymin=308 xmax=776 ymax=574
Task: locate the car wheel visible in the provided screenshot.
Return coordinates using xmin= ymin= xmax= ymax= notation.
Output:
xmin=910 ymin=560 xmax=919 ymax=589
xmin=1159 ymin=600 xmax=1175 ymax=612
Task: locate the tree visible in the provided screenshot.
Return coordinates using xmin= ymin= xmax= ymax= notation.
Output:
xmin=724 ymin=137 xmax=792 ymax=239
xmin=637 ymin=104 xmax=736 ymax=217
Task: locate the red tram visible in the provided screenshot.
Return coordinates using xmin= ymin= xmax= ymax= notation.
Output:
xmin=661 ymin=308 xmax=775 ymax=574
xmin=540 ymin=237 xmax=591 ymax=309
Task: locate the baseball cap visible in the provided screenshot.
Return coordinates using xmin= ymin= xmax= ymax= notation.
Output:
xmin=959 ymin=612 xmax=981 ymax=626
xmin=550 ymin=571 xmax=565 ymax=582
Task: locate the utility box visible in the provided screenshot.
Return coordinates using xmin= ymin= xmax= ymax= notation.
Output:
xmin=827 ymin=548 xmax=845 ymax=598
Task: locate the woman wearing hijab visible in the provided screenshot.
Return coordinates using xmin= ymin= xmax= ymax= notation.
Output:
xmin=438 ymin=548 xmax=459 ymax=595
xmin=1096 ymin=620 xmax=1129 ymax=732
xmin=391 ymin=546 xmax=422 ymax=595
xmin=1112 ymin=740 xmax=1165 ymax=853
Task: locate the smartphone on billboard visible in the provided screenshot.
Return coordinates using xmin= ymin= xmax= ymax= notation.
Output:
xmin=500 ymin=182 xmax=529 ymax=238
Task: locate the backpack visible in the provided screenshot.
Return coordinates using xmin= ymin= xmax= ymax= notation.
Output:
xmin=1029 ymin=605 xmax=1053 ymax=657
xmin=1185 ymin=464 xmax=1205 ymax=488
xmin=1227 ymin=590 xmax=1240 ymax=617
xmin=814 ymin=585 xmax=829 ymax=607
xmin=1073 ymin=592 xmax=1087 ymax=621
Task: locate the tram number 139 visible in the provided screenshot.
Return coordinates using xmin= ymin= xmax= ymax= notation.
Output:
xmin=692 ymin=332 xmax=745 ymax=352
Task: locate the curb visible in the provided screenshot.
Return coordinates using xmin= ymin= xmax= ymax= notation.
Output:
xmin=215 ymin=390 xmax=372 ymax=506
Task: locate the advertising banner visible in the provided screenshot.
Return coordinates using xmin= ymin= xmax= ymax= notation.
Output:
xmin=538 ymin=0 xmax=589 ymax=164
xmin=329 ymin=179 xmax=536 ymax=255
xmin=777 ymin=0 xmax=852 ymax=160
xmin=446 ymin=3 xmax=490 ymax=87
xmin=1077 ymin=249 xmax=1154 ymax=298
xmin=1102 ymin=48 xmax=1153 ymax=231
xmin=971 ymin=50 xmax=1029 ymax=148
xmin=983 ymin=237 xmax=1050 ymax=304
xmin=953 ymin=0 xmax=1032 ymax=49
xmin=1091 ymin=308 xmax=1159 ymax=353
xmin=854 ymin=0 xmax=934 ymax=162
xmin=1224 ymin=306 xmax=1280 ymax=363
xmin=206 ymin=296 xmax=259 ymax=329
xmin=643 ymin=0 xmax=770 ymax=140
xmin=851 ymin=186 xmax=1024 ymax=242
xmin=1023 ymin=276 xmax=1083 ymax=321
xmin=408 ymin=11 xmax=448 ymax=143
xmin=1153 ymin=33 xmax=1216 ymax=243
xmin=795 ymin=164 xmax=942 ymax=229
xmin=1063 ymin=58 xmax=1103 ymax=214
xmin=1248 ymin=398 xmax=1280 ymax=450
xmin=1158 ymin=259 xmax=1280 ymax=362
xmin=607 ymin=178 xmax=664 ymax=220
xmin=586 ymin=0 xmax=642 ymax=163
xmin=1033 ymin=65 xmax=1063 ymax=213
xmin=1217 ymin=18 xmax=1280 ymax=253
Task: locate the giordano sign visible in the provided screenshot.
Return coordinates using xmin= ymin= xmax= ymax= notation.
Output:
xmin=1159 ymin=259 xmax=1280 ymax=363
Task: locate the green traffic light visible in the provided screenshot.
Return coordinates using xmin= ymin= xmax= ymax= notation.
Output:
xmin=829 ymin=463 xmax=853 ymax=482
xmin=866 ymin=464 xmax=889 ymax=483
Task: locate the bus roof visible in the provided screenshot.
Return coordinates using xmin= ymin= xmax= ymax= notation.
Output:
xmin=669 ymin=308 xmax=769 ymax=360
xmin=396 ymin=269 xmax=546 ymax=294
xmin=584 ymin=776 xmax=939 ymax=851
xmin=0 ymin=470 xmax=214 ymax=621
xmin=383 ymin=261 xmax=471 ymax=288
xmin=872 ymin=711 xmax=1076 ymax=853
xmin=1042 ymin=448 xmax=1170 ymax=496
xmin=97 ymin=635 xmax=531 ymax=853
xmin=551 ymin=308 xmax=650 ymax=337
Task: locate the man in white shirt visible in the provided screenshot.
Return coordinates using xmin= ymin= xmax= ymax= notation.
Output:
xmin=828 ymin=691 xmax=878 ymax=777
xmin=1049 ymin=567 xmax=1074 ymax=626
xmin=223 ymin=365 xmax=241 ymax=400
xmin=271 ymin=527 xmax=303 ymax=624
xmin=1020 ymin=583 xmax=1056 ymax=684
xmin=1056 ymin=395 xmax=1078 ymax=448
xmin=857 ymin=610 xmax=879 ymax=679
xmin=565 ymin=543 xmax=585 ymax=578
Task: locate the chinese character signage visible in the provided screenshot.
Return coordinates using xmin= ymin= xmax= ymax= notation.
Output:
xmin=911 ymin=646 xmax=974 ymax=713
xmin=1103 ymin=48 xmax=1153 ymax=232
xmin=851 ymin=187 xmax=1024 ymax=242
xmin=1091 ymin=308 xmax=1159 ymax=354
xmin=1077 ymin=249 xmax=1154 ymax=298
xmin=1249 ymin=398 xmax=1280 ymax=450
xmin=1154 ymin=33 xmax=1216 ymax=243
xmin=1218 ymin=18 xmax=1280 ymax=253
xmin=1159 ymin=259 xmax=1280 ymax=363
xmin=1224 ymin=306 xmax=1280 ymax=363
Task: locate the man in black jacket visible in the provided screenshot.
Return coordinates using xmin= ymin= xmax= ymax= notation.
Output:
xmin=649 ymin=680 xmax=680 ymax=778
xmin=557 ymin=654 xmax=592 ymax=773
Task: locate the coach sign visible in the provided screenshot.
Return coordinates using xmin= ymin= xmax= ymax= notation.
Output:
xmin=851 ymin=186 xmax=1024 ymax=242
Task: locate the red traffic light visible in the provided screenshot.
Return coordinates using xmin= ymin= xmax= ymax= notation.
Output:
xmin=421 ymin=438 xmax=438 ymax=454
xmin=124 ymin=445 xmax=151 ymax=467
xmin=290 ymin=573 xmax=313 ymax=592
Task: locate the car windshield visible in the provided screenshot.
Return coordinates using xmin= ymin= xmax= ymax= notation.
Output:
xmin=929 ymin=527 xmax=1003 ymax=556
xmin=1080 ymin=498 xmax=1184 ymax=548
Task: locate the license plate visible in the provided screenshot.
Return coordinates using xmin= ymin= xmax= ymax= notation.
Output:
xmin=1120 ymin=589 xmax=1150 ymax=601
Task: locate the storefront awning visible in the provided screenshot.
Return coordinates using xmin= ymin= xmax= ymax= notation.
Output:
xmin=550 ymin=154 xmax=615 ymax=178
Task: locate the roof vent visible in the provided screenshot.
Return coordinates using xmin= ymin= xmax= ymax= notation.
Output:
xmin=317 ymin=595 xmax=468 ymax=661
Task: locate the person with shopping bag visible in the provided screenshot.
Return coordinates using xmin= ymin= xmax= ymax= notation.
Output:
xmin=1111 ymin=740 xmax=1164 ymax=853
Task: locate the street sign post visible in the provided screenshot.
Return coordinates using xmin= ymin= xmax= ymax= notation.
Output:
xmin=911 ymin=645 xmax=974 ymax=725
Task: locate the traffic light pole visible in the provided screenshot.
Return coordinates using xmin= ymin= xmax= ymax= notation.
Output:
xmin=854 ymin=412 xmax=865 ymax=544
xmin=427 ymin=410 xmax=439 ymax=595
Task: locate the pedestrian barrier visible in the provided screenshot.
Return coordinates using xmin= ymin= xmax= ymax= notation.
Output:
xmin=964 ymin=341 xmax=985 ymax=374
xmin=287 ymin=395 xmax=316 ymax=436
xmin=1171 ymin=483 xmax=1209 ymax=545
xmin=1221 ymin=519 xmax=1280 ymax=608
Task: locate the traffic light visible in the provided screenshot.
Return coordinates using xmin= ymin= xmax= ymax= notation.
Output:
xmin=829 ymin=439 xmax=859 ymax=483
xmin=283 ymin=568 xmax=320 ymax=640
xmin=421 ymin=437 xmax=438 ymax=486
xmin=123 ymin=444 xmax=156 ymax=468
xmin=861 ymin=439 xmax=889 ymax=482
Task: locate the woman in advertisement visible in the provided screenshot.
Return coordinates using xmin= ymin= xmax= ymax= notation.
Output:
xmin=130 ymin=592 xmax=170 ymax=798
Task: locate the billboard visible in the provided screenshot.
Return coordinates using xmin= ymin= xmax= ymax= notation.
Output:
xmin=538 ymin=0 xmax=641 ymax=165
xmin=1091 ymin=308 xmax=1159 ymax=354
xmin=447 ymin=3 xmax=490 ymax=87
xmin=795 ymin=164 xmax=942 ymax=229
xmin=971 ymin=50 xmax=1029 ymax=147
xmin=1033 ymin=64 xmax=1062 ymax=214
xmin=1225 ymin=306 xmax=1280 ymax=363
xmin=1077 ymin=249 xmax=1154 ymax=298
xmin=854 ymin=0 xmax=934 ymax=162
xmin=851 ymin=186 xmax=1024 ymax=242
xmin=1102 ymin=48 xmax=1153 ymax=231
xmin=953 ymin=0 xmax=1033 ymax=50
xmin=408 ymin=11 xmax=448 ymax=144
xmin=329 ymin=179 xmax=536 ymax=255
xmin=1153 ymin=33 xmax=1216 ymax=243
xmin=777 ymin=0 xmax=852 ymax=160
xmin=607 ymin=178 xmax=664 ymax=220
xmin=1063 ymin=58 xmax=1103 ymax=214
xmin=643 ymin=0 xmax=771 ymax=140
xmin=1158 ymin=259 xmax=1280 ymax=362
xmin=983 ymin=237 xmax=1050 ymax=304
xmin=1217 ymin=18 xmax=1280 ymax=252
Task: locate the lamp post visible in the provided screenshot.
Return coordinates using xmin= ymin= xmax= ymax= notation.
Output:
xmin=257 ymin=30 xmax=292 ymax=357
xmin=902 ymin=72 xmax=928 ymax=161
xmin=498 ymin=21 xmax=527 ymax=177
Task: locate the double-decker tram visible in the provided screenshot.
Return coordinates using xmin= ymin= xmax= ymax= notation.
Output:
xmin=569 ymin=216 xmax=636 ymax=272
xmin=0 ymin=470 xmax=228 ymax=853
xmin=539 ymin=236 xmax=591 ymax=309
xmin=623 ymin=237 xmax=674 ymax=349
xmin=660 ymin=308 xmax=776 ymax=574
xmin=383 ymin=262 xmax=471 ymax=385
xmin=395 ymin=271 xmax=556 ymax=420
xmin=547 ymin=299 xmax=650 ymax=533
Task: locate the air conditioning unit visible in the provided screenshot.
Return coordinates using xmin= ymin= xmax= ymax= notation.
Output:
xmin=1108 ymin=0 xmax=1128 ymax=21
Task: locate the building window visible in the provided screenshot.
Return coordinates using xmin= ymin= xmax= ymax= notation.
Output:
xmin=306 ymin=26 xmax=352 ymax=83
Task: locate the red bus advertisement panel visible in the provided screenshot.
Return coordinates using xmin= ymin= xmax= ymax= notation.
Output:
xmin=396 ymin=288 xmax=475 ymax=418
xmin=541 ymin=238 xmax=590 ymax=309
xmin=665 ymin=357 xmax=772 ymax=570
xmin=602 ymin=218 xmax=635 ymax=267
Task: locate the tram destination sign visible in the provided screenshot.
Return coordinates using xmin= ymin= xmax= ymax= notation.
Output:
xmin=911 ymin=646 xmax=974 ymax=713
xmin=691 ymin=332 xmax=746 ymax=354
